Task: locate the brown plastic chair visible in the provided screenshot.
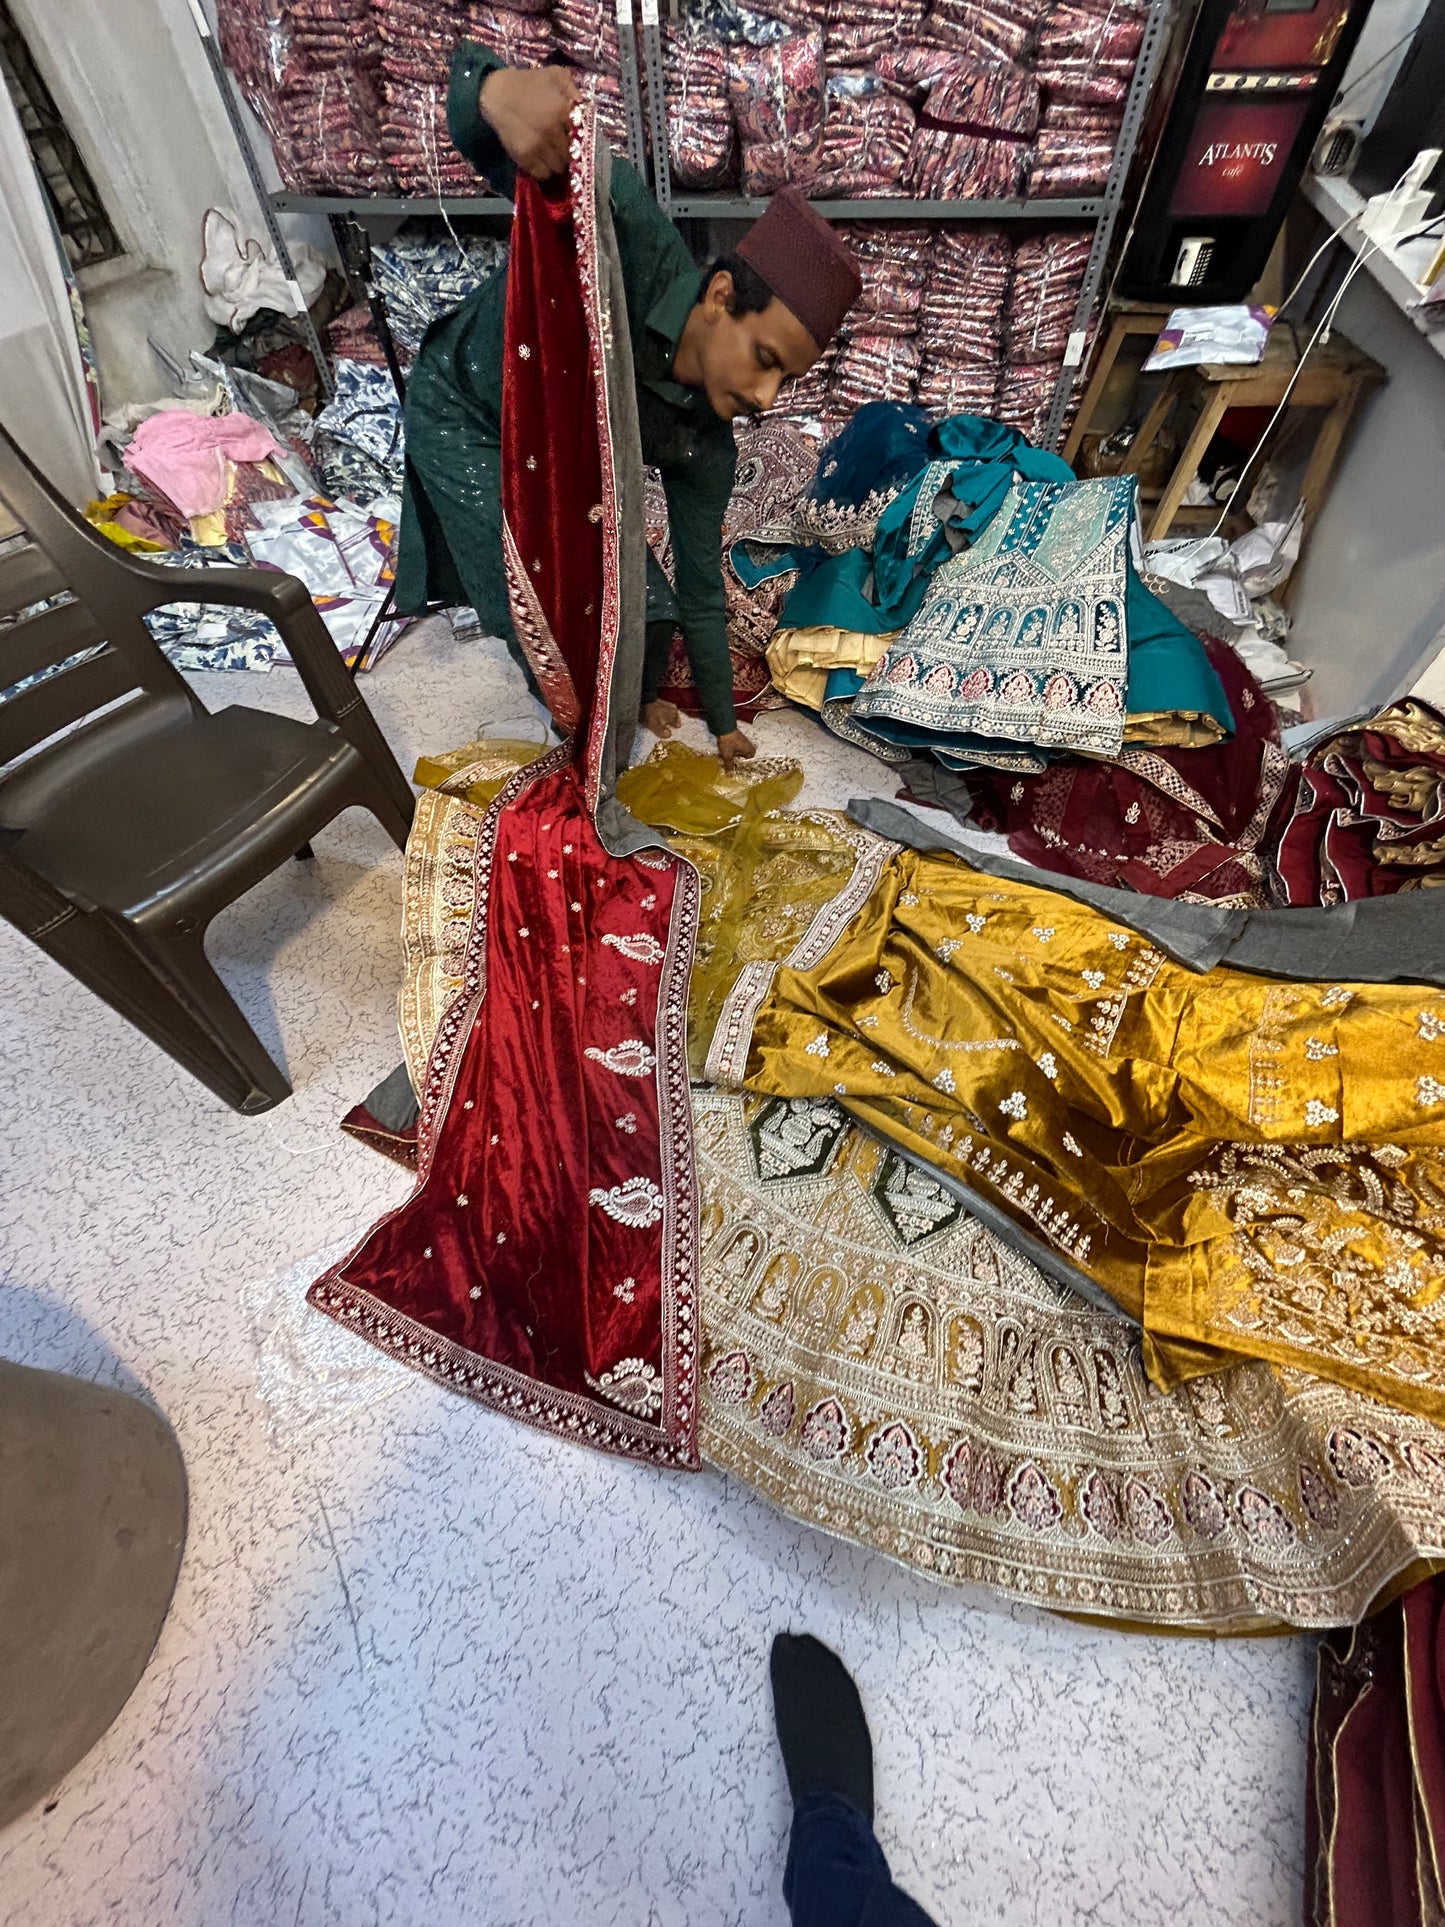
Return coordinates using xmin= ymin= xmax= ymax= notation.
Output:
xmin=0 ymin=424 xmax=415 ymax=1114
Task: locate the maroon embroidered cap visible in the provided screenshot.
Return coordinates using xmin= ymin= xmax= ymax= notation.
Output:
xmin=735 ymin=188 xmax=862 ymax=352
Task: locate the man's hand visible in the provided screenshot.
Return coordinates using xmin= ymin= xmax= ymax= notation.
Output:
xmin=479 ymin=66 xmax=578 ymax=181
xmin=716 ymin=729 xmax=756 ymax=773
xmin=641 ymin=699 xmax=681 ymax=739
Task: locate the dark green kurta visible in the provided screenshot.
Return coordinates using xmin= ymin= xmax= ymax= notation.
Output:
xmin=394 ymin=43 xmax=740 ymax=736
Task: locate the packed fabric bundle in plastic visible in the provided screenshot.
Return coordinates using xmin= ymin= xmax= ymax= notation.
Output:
xmin=1005 ymin=229 xmax=1092 ymax=361
xmin=266 ymin=65 xmax=396 ymax=194
xmin=812 ymin=74 xmax=915 ymax=195
xmin=845 ymin=222 xmax=933 ymax=334
xmin=923 ymin=225 xmax=1012 ymax=361
xmin=926 ymin=54 xmax=1039 ymax=136
xmin=906 ymin=125 xmax=1027 ymax=199
xmin=1036 ymin=0 xmax=1145 ymax=104
xmin=995 ymin=361 xmax=1061 ymax=440
xmin=376 ymin=0 xmax=552 ymax=82
xmin=574 ymin=70 xmax=635 ymax=157
xmin=831 ymin=331 xmax=922 ymax=409
xmin=1026 ymin=127 xmax=1117 ymax=195
xmin=916 ymin=357 xmax=999 ymax=415
xmin=822 ymin=0 xmax=924 ymax=66
xmin=874 ymin=40 xmax=970 ymax=95
xmin=554 ymin=0 xmax=620 ymax=74
xmin=370 ymin=230 xmax=508 ymax=359
xmin=726 ymin=27 xmax=827 ymax=195
xmin=664 ymin=19 xmax=737 ymax=188
xmin=456 ymin=2 xmax=554 ymax=69
xmin=780 ymin=342 xmax=836 ymax=419
xmin=288 ymin=0 xmax=375 ymax=67
xmin=219 ymin=0 xmax=369 ymax=91
xmin=925 ymin=0 xmax=1035 ymax=63
xmin=377 ymin=0 xmax=553 ymax=191
xmin=381 ymin=79 xmax=481 ymax=193
xmin=905 ymin=57 xmax=1037 ymax=198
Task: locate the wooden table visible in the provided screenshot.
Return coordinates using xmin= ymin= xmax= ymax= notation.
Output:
xmin=1120 ymin=329 xmax=1386 ymax=551
xmin=1060 ymin=301 xmax=1172 ymax=468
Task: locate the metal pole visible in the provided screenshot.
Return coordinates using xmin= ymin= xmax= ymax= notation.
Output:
xmin=616 ymin=0 xmax=650 ymax=173
xmin=1039 ymin=0 xmax=1178 ymax=452
xmin=638 ymin=5 xmax=672 ymax=212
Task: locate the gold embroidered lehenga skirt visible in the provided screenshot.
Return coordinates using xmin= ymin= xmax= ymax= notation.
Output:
xmin=397 ymin=742 xmax=1445 ymax=1631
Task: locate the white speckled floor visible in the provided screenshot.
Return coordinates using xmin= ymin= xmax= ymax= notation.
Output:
xmin=0 ymin=624 xmax=1314 ymax=1927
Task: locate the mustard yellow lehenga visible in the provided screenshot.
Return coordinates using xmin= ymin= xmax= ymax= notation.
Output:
xmin=394 ymin=739 xmax=1445 ymax=1630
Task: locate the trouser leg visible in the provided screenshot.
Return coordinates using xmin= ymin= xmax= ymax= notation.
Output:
xmin=783 ymin=1794 xmax=941 ymax=1927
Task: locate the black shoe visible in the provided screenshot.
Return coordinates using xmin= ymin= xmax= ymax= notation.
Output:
xmin=769 ymin=1632 xmax=875 ymax=1824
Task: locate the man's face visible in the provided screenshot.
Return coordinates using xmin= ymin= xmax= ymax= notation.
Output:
xmin=692 ymin=274 xmax=821 ymax=423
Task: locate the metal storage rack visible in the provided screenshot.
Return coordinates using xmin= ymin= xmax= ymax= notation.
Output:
xmin=191 ymin=0 xmax=1178 ymax=448
xmin=639 ymin=0 xmax=1179 ymax=447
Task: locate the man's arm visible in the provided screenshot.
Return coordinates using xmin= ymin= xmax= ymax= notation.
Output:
xmin=661 ymin=463 xmax=739 ymax=743
xmin=446 ymin=46 xmax=577 ymax=197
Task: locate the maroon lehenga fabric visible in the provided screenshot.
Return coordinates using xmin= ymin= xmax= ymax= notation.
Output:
xmin=1306 ymin=1575 xmax=1445 ymax=1927
xmin=967 ymin=639 xmax=1292 ymax=906
xmin=311 ymin=111 xmax=702 ymax=1468
xmin=1271 ymin=699 xmax=1445 ymax=905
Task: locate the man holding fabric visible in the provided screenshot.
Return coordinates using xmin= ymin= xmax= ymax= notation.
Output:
xmin=393 ymin=52 xmax=861 ymax=771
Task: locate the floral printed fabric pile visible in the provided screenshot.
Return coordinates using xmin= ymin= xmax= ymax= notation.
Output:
xmin=216 ymin=0 xmax=636 ymax=199
xmin=217 ymin=0 xmax=396 ymax=194
xmin=662 ymin=0 xmax=1140 ymax=207
xmin=375 ymin=0 xmax=553 ymax=196
xmin=772 ymin=220 xmax=1090 ymax=443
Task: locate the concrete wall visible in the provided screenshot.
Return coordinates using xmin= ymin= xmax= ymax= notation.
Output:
xmin=1285 ymin=269 xmax=1445 ymax=718
xmin=12 ymin=0 xmax=328 ymax=410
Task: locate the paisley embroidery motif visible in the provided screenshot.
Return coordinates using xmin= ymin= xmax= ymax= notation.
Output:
xmin=588 ymin=1178 xmax=665 ymax=1227
xmin=584 ymin=1039 xmax=657 ymax=1077
xmin=602 ymin=932 xmax=666 ymax=965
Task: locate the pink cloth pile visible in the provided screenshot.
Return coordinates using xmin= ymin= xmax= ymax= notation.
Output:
xmin=812 ymin=77 xmax=915 ymax=196
xmin=664 ymin=21 xmax=736 ymax=188
xmin=128 ymin=411 xmax=286 ymax=519
xmin=375 ymin=0 xmax=552 ymax=195
xmin=726 ymin=28 xmax=827 ymax=196
xmin=905 ymin=57 xmax=1038 ymax=200
xmin=553 ymin=0 xmax=620 ymax=74
xmin=916 ymin=226 xmax=1011 ymax=415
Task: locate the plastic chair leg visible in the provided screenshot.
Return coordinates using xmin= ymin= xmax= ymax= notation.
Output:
xmin=141 ymin=926 xmax=292 ymax=1114
xmin=15 ymin=900 xmax=291 ymax=1114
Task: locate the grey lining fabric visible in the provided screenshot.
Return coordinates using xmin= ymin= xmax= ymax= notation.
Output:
xmin=848 ymin=797 xmax=1445 ymax=988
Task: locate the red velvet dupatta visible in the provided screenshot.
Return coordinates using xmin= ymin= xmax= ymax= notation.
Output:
xmin=310 ymin=110 xmax=701 ymax=1467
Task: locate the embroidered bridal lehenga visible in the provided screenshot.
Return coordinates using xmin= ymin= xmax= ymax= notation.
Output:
xmin=321 ymin=108 xmax=1445 ymax=1634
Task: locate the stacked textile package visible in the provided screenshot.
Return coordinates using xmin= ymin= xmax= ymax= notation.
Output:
xmin=915 ymin=227 xmax=1011 ymax=417
xmin=997 ymin=228 xmax=1094 ymax=440
xmin=375 ymin=0 xmax=553 ymax=196
xmin=775 ymin=221 xmax=1089 ymax=440
xmin=659 ymin=0 xmax=1143 ymax=203
xmin=218 ymin=0 xmax=395 ymax=194
xmin=217 ymin=0 xmax=638 ymax=197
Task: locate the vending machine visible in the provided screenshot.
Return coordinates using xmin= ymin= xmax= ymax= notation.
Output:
xmin=1117 ymin=0 xmax=1374 ymax=302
